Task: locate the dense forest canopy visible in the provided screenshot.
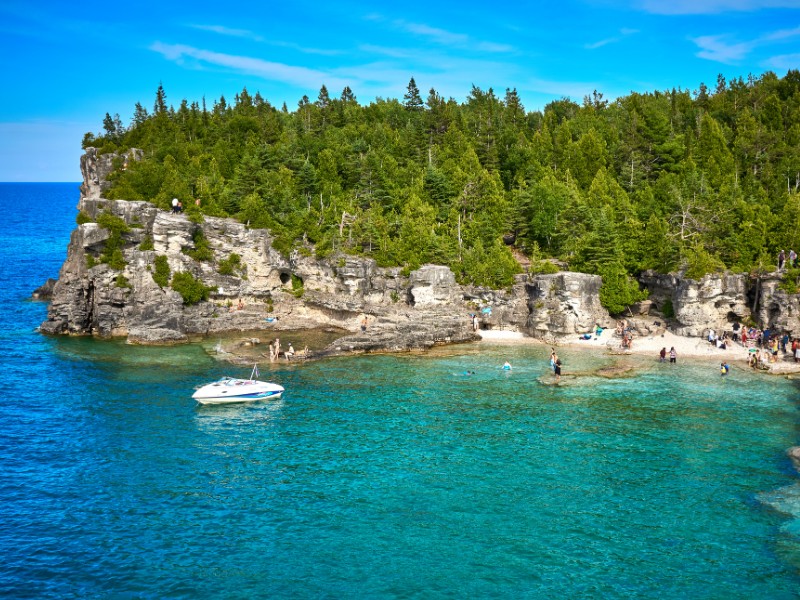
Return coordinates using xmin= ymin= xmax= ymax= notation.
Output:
xmin=86 ymin=71 xmax=800 ymax=307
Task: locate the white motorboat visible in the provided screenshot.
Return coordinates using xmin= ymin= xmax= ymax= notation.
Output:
xmin=192 ymin=365 xmax=284 ymax=405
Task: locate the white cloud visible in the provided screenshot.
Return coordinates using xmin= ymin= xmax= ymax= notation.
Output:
xmin=190 ymin=24 xmax=264 ymax=42
xmin=764 ymin=52 xmax=800 ymax=69
xmin=691 ymin=24 xmax=800 ymax=63
xmin=150 ymin=42 xmax=351 ymax=89
xmin=392 ymin=19 xmax=511 ymax=53
xmin=585 ymin=28 xmax=638 ymax=50
xmin=639 ymin=0 xmax=800 ymax=14
xmin=762 ymin=25 xmax=800 ymax=41
xmin=399 ymin=22 xmax=469 ymax=46
xmin=691 ymin=35 xmax=752 ymax=62
xmin=586 ymin=37 xmax=619 ymax=49
xmin=476 ymin=41 xmax=514 ymax=52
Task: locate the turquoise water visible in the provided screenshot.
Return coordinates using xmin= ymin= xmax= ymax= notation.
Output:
xmin=1 ymin=184 xmax=800 ymax=598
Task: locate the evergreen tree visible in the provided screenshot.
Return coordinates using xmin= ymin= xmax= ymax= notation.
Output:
xmin=153 ymin=83 xmax=167 ymax=115
xmin=403 ymin=77 xmax=424 ymax=111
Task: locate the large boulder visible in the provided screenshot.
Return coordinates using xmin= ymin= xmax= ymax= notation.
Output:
xmin=409 ymin=265 xmax=459 ymax=306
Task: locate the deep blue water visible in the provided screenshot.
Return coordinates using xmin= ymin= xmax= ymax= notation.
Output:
xmin=1 ymin=183 xmax=800 ymax=598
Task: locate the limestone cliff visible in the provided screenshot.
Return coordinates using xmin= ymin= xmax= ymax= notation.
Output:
xmin=639 ymin=269 xmax=800 ymax=336
xmin=41 ymin=149 xmax=611 ymax=352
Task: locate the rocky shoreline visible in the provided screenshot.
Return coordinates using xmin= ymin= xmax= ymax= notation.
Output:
xmin=36 ymin=149 xmax=800 ymax=373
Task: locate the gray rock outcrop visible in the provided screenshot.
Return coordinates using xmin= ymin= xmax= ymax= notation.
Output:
xmin=31 ymin=278 xmax=57 ymax=300
xmin=80 ymin=147 xmax=142 ymax=200
xmin=525 ymin=272 xmax=609 ymax=339
xmin=640 ymin=271 xmax=750 ymax=336
xmin=640 ymin=269 xmax=800 ymax=336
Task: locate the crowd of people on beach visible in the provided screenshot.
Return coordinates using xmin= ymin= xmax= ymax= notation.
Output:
xmin=705 ymin=321 xmax=800 ymax=370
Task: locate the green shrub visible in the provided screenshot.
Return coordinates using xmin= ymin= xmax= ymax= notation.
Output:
xmin=76 ymin=211 xmax=94 ymax=225
xmin=96 ymin=211 xmax=130 ymax=235
xmin=97 ymin=211 xmax=130 ymax=270
xmin=598 ymin=262 xmax=648 ymax=315
xmin=217 ymin=253 xmax=242 ymax=276
xmin=139 ymin=235 xmax=154 ymax=251
xmin=290 ymin=274 xmax=304 ymax=298
xmin=114 ymin=274 xmax=132 ymax=288
xmin=683 ymin=244 xmax=724 ymax=280
xmin=171 ymin=271 xmax=214 ymax=305
xmin=661 ymin=298 xmax=675 ymax=318
xmin=152 ymin=255 xmax=170 ymax=288
xmin=105 ymin=248 xmax=126 ymax=270
xmin=86 ymin=255 xmax=98 ymax=268
xmin=182 ymin=227 xmax=213 ymax=262
xmin=530 ymin=260 xmax=559 ymax=275
xmin=779 ymin=268 xmax=800 ymax=294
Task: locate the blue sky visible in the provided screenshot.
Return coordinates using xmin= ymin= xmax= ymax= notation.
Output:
xmin=1 ymin=0 xmax=799 ymax=181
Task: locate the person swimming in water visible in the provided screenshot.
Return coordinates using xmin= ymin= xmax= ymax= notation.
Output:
xmin=502 ymin=362 xmax=512 ymax=370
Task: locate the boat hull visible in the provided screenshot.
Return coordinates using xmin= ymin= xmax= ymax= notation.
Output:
xmin=192 ymin=377 xmax=284 ymax=405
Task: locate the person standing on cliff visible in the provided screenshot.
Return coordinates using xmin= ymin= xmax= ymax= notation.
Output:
xmin=779 ymin=249 xmax=786 ymax=270
xmin=171 ymin=198 xmax=179 ymax=213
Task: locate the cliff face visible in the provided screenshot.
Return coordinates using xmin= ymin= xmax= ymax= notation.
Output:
xmin=639 ymin=270 xmax=800 ymax=336
xmin=525 ymin=273 xmax=606 ymax=339
xmin=41 ymin=149 xmax=610 ymax=350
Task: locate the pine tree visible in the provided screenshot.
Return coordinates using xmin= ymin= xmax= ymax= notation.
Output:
xmin=403 ymin=77 xmax=423 ymax=111
xmin=153 ymin=83 xmax=167 ymax=115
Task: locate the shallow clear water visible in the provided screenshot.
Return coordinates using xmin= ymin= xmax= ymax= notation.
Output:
xmin=1 ymin=184 xmax=799 ymax=598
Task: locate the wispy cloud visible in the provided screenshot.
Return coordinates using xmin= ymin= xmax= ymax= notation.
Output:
xmin=763 ymin=25 xmax=800 ymax=41
xmin=764 ymin=52 xmax=800 ymax=69
xmin=150 ymin=42 xmax=351 ymax=89
xmin=391 ymin=19 xmax=512 ymax=52
xmin=586 ymin=37 xmax=618 ymax=49
xmin=585 ymin=28 xmax=639 ymax=50
xmin=400 ymin=22 xmax=469 ymax=46
xmin=190 ymin=24 xmax=264 ymax=42
xmin=639 ymin=0 xmax=800 ymax=15
xmin=189 ymin=24 xmax=342 ymax=56
xmin=691 ymin=24 xmax=800 ymax=63
xmin=692 ymin=35 xmax=752 ymax=62
xmin=359 ymin=44 xmax=418 ymax=59
xmin=268 ymin=40 xmax=344 ymax=57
